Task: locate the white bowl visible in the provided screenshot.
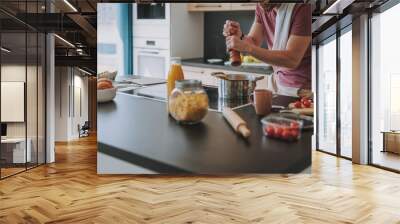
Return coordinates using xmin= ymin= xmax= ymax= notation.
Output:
xmin=207 ymin=58 xmax=223 ymax=64
xmin=97 ymin=87 xmax=117 ymax=103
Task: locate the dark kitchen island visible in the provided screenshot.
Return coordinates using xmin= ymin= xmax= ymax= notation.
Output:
xmin=97 ymin=86 xmax=312 ymax=174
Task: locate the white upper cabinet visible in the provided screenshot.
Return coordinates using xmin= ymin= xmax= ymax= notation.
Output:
xmin=230 ymin=3 xmax=257 ymax=11
xmin=187 ymin=3 xmax=232 ymax=12
xmin=187 ymin=3 xmax=257 ymax=12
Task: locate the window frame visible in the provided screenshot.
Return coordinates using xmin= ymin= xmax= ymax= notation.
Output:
xmin=315 ymin=24 xmax=353 ymax=160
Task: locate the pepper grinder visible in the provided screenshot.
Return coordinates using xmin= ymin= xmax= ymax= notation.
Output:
xmin=228 ymin=30 xmax=242 ymax=67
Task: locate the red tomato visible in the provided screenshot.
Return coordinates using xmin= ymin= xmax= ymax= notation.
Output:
xmin=281 ymin=130 xmax=291 ymax=140
xmin=274 ymin=127 xmax=283 ymax=138
xmin=290 ymin=129 xmax=299 ymax=138
xmin=302 ymin=100 xmax=312 ymax=108
xmin=290 ymin=122 xmax=299 ymax=129
xmin=294 ymin=101 xmax=302 ymax=108
xmin=300 ymin=97 xmax=307 ymax=103
xmin=265 ymin=126 xmax=275 ymax=136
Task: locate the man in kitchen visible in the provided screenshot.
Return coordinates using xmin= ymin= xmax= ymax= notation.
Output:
xmin=223 ymin=3 xmax=311 ymax=97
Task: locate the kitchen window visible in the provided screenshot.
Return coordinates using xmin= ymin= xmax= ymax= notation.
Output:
xmin=370 ymin=2 xmax=400 ymax=171
xmin=316 ymin=24 xmax=353 ymax=159
xmin=317 ymin=35 xmax=337 ymax=155
xmin=339 ymin=27 xmax=352 ymax=158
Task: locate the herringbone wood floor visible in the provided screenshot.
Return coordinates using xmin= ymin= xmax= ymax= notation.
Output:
xmin=1 ymin=135 xmax=400 ymax=224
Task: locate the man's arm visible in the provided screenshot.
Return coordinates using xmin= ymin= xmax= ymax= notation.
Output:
xmin=242 ymin=20 xmax=264 ymax=47
xmin=227 ymin=34 xmax=311 ymax=69
xmin=248 ymin=35 xmax=311 ymax=69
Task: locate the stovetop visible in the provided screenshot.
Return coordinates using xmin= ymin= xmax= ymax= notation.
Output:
xmin=119 ymin=84 xmax=250 ymax=112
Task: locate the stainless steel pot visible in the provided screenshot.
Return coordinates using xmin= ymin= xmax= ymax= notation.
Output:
xmin=211 ymin=72 xmax=264 ymax=99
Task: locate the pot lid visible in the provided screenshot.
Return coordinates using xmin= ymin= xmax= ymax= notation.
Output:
xmin=211 ymin=72 xmax=264 ymax=81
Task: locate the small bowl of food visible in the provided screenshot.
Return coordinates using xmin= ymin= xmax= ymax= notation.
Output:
xmin=97 ymin=78 xmax=116 ymax=103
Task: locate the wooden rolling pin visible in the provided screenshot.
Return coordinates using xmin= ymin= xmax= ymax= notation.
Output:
xmin=222 ymin=107 xmax=251 ymax=138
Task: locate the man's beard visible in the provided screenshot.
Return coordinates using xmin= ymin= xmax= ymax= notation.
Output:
xmin=260 ymin=1 xmax=281 ymax=11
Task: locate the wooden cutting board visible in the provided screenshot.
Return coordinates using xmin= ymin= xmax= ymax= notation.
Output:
xmin=288 ymin=102 xmax=314 ymax=116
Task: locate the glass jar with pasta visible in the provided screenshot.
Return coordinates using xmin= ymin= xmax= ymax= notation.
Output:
xmin=168 ymin=80 xmax=209 ymax=124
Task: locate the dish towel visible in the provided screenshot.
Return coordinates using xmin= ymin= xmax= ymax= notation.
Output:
xmin=266 ymin=4 xmax=300 ymax=97
xmin=272 ymin=4 xmax=295 ymax=51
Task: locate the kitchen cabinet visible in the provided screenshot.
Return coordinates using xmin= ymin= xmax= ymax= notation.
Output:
xmin=187 ymin=3 xmax=257 ymax=12
xmin=133 ymin=3 xmax=204 ymax=78
xmin=182 ymin=65 xmax=268 ymax=89
xmin=230 ymin=3 xmax=257 ymax=11
xmin=187 ymin=3 xmax=232 ymax=12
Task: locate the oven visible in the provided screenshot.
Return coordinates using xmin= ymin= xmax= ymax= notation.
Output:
xmin=133 ymin=48 xmax=169 ymax=79
xmin=132 ymin=3 xmax=171 ymax=78
xmin=133 ymin=3 xmax=170 ymax=25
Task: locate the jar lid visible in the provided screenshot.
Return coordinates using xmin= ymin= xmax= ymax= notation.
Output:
xmin=175 ymin=79 xmax=202 ymax=89
xmin=170 ymin=57 xmax=182 ymax=65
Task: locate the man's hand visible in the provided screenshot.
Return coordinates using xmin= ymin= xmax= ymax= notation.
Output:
xmin=226 ymin=36 xmax=252 ymax=53
xmin=223 ymin=20 xmax=242 ymax=37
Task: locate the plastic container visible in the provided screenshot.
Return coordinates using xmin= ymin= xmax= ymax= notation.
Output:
xmin=168 ymin=80 xmax=209 ymax=124
xmin=261 ymin=115 xmax=303 ymax=141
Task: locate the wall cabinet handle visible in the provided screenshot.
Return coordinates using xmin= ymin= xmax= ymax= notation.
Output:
xmin=195 ymin=4 xmax=222 ymax=8
xmin=240 ymin=3 xmax=256 ymax=6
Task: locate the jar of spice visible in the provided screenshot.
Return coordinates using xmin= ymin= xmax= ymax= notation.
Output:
xmin=168 ymin=80 xmax=209 ymax=124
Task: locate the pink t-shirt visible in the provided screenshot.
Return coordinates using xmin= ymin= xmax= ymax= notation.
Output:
xmin=255 ymin=4 xmax=312 ymax=89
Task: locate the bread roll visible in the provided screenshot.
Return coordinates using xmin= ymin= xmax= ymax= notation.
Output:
xmin=97 ymin=81 xmax=113 ymax=90
xmin=97 ymin=78 xmax=112 ymax=85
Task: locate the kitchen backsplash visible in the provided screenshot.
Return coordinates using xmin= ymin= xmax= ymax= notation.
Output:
xmin=204 ymin=11 xmax=257 ymax=60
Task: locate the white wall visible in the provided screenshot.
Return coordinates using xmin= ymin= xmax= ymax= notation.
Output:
xmin=1 ymin=65 xmax=26 ymax=141
xmin=55 ymin=67 xmax=89 ymax=141
xmin=1 ymin=63 xmax=46 ymax=164
xmin=55 ymin=66 xmax=68 ymax=141
xmin=1 ymin=65 xmax=34 ymax=138
xmin=170 ymin=3 xmax=204 ymax=59
xmin=1 ymin=82 xmax=25 ymax=122
xmin=72 ymin=74 xmax=89 ymax=138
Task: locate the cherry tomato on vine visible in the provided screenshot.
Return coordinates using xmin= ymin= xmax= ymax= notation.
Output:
xmin=294 ymin=101 xmax=302 ymax=108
